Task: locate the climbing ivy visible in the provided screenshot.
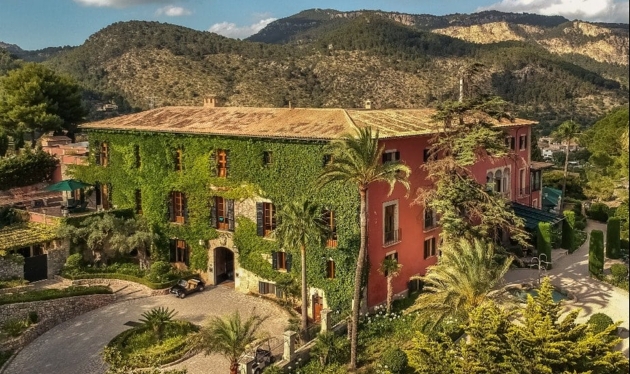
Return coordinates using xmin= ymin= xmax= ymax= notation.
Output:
xmin=70 ymin=130 xmax=360 ymax=311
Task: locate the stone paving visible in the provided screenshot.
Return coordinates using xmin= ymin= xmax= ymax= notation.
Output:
xmin=4 ymin=285 xmax=289 ymax=374
xmin=504 ymin=219 xmax=630 ymax=357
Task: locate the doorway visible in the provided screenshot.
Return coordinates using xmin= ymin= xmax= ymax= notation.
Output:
xmin=214 ymin=247 xmax=234 ymax=285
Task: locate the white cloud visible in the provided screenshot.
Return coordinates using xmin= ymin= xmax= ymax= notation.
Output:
xmin=74 ymin=0 xmax=171 ymax=8
xmin=479 ymin=0 xmax=629 ymax=23
xmin=208 ymin=18 xmax=277 ymax=39
xmin=156 ymin=5 xmax=192 ymax=17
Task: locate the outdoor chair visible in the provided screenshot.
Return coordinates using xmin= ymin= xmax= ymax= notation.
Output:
xmin=68 ymin=201 xmax=88 ymax=213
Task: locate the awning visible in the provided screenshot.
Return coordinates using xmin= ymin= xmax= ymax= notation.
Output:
xmin=530 ymin=161 xmax=555 ymax=170
xmin=512 ymin=202 xmax=564 ymax=230
xmin=542 ymin=187 xmax=562 ymax=210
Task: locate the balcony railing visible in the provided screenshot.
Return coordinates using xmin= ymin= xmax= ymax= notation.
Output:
xmin=384 ymin=228 xmax=402 ymax=246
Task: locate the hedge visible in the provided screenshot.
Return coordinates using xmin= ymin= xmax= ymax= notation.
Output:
xmin=537 ymin=222 xmax=553 ymax=269
xmin=562 ymin=210 xmax=576 ymax=252
xmin=587 ymin=313 xmax=615 ymax=335
xmin=606 ymin=217 xmax=621 ymax=259
xmin=589 ymin=230 xmax=605 ymax=277
xmin=587 ymin=203 xmax=610 ymax=223
xmin=0 ymin=286 xmax=112 ymax=305
xmin=62 ymin=272 xmax=178 ymax=290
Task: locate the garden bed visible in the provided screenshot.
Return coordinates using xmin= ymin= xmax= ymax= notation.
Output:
xmin=104 ymin=321 xmax=198 ymax=369
xmin=0 ymin=286 xmax=112 ymax=306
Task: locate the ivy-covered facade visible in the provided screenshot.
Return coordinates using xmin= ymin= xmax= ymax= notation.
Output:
xmin=73 ymin=123 xmax=360 ymax=313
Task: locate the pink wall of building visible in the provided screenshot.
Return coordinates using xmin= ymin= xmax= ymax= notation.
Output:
xmin=365 ymin=124 xmax=540 ymax=308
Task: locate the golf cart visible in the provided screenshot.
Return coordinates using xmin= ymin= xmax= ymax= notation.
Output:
xmin=239 ymin=340 xmax=275 ymax=374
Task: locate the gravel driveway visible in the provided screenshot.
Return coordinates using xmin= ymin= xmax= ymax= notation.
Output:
xmin=4 ymin=285 xmax=289 ymax=374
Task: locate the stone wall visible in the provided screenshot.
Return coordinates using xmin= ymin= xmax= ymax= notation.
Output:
xmin=0 ymin=293 xmax=116 ymax=352
xmin=0 ymin=257 xmax=23 ymax=281
xmin=46 ymin=239 xmax=69 ymax=278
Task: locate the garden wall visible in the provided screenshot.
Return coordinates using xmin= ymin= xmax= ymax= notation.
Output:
xmin=69 ymin=277 xmax=170 ymax=296
xmin=0 ymin=294 xmax=115 ymax=351
xmin=0 ymin=258 xmax=22 ymax=281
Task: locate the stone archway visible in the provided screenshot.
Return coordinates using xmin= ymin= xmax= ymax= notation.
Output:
xmin=214 ymin=247 xmax=235 ymax=285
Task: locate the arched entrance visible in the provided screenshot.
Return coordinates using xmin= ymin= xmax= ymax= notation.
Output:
xmin=214 ymin=247 xmax=234 ymax=285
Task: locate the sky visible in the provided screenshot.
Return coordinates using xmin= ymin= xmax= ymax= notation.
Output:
xmin=0 ymin=0 xmax=628 ymax=50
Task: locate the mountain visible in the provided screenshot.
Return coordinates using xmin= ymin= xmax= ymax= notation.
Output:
xmin=26 ymin=12 xmax=628 ymax=133
xmin=0 ymin=41 xmax=22 ymax=54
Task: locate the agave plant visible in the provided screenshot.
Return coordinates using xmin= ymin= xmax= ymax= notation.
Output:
xmin=139 ymin=307 xmax=177 ymax=342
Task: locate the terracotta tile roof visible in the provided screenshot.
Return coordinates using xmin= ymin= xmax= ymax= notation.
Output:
xmin=80 ymin=106 xmax=536 ymax=140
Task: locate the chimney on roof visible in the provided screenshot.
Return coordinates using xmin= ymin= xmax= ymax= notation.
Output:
xmin=364 ymin=100 xmax=372 ymax=110
xmin=203 ymin=95 xmax=221 ymax=108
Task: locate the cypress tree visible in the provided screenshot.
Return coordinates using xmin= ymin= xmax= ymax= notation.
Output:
xmin=537 ymin=222 xmax=553 ymax=269
xmin=589 ymin=230 xmax=605 ymax=277
xmin=606 ymin=217 xmax=621 ymax=259
xmin=561 ymin=210 xmax=576 ymax=252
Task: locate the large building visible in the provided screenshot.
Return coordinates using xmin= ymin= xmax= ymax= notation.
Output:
xmin=77 ymin=99 xmax=544 ymax=317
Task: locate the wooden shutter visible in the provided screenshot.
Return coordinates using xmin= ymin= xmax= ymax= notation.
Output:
xmin=167 ymin=193 xmax=174 ymax=222
xmin=94 ymin=144 xmax=101 ymax=166
xmin=169 ymin=240 xmax=176 ymax=262
xmin=95 ymin=183 xmax=102 ymax=206
xmin=225 ymin=150 xmax=230 ymax=178
xmin=423 ymin=240 xmax=429 ymax=259
xmin=227 ymin=199 xmax=235 ymax=232
xmin=286 ymin=253 xmax=293 ymax=272
xmin=184 ymin=244 xmax=190 ymax=266
xmin=275 ymin=285 xmax=283 ymax=298
xmin=258 ymin=281 xmax=265 ymax=294
xmin=382 ymin=153 xmax=388 ymax=164
xmin=183 ymin=193 xmax=189 ymax=222
xmin=210 ymin=198 xmax=218 ymax=228
xmin=395 ymin=151 xmax=400 ymax=161
xmin=256 ymin=202 xmax=264 ymax=236
xmin=271 ymin=251 xmax=278 ymax=270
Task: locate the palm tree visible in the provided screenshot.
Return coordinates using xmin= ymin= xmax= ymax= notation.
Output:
xmin=409 ymin=238 xmax=512 ymax=328
xmin=194 ymin=311 xmax=268 ymax=374
xmin=552 ymin=120 xmax=580 ymax=212
xmin=274 ymin=200 xmax=328 ymax=339
xmin=319 ymin=126 xmax=411 ymax=370
xmin=139 ymin=307 xmax=177 ymax=342
xmin=378 ymin=257 xmax=402 ymax=314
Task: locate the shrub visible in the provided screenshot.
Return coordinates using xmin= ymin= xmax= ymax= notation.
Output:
xmin=116 ymin=263 xmax=144 ymax=277
xmin=572 ymin=201 xmax=583 ymax=217
xmin=146 ymin=261 xmax=172 ymax=283
xmin=606 ymin=217 xmax=621 ymax=259
xmin=587 ymin=203 xmax=610 ymax=222
xmin=27 ymin=311 xmax=39 ymax=324
xmin=0 ymin=149 xmax=58 ymax=190
xmin=380 ymin=347 xmax=408 ymax=374
xmin=587 ymin=313 xmax=615 ymax=335
xmin=64 ymin=253 xmax=83 ymax=272
xmin=0 ymin=278 xmax=28 ymax=289
xmin=562 ymin=211 xmax=576 ymax=252
xmin=139 ymin=307 xmax=177 ymax=342
xmin=589 ymin=230 xmax=605 ymax=277
xmin=610 ymin=264 xmax=628 ymax=282
xmin=537 ymin=222 xmax=553 ymax=268
xmin=575 ymin=215 xmax=587 ymax=230
xmin=1 ymin=318 xmax=28 ymax=337
xmin=0 ymin=285 xmax=112 ymax=305
xmin=311 ymin=331 xmax=349 ymax=365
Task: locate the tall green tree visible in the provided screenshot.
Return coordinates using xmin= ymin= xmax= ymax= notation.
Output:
xmin=417 ymin=97 xmax=529 ymax=247
xmin=0 ymin=63 xmax=86 ymax=145
xmin=409 ymin=238 xmax=512 ymax=327
xmin=193 ymin=311 xmax=267 ymax=374
xmin=274 ymin=200 xmax=328 ymax=338
xmin=551 ymin=120 xmax=580 ymax=211
xmin=378 ymin=257 xmax=402 ymax=314
xmin=108 ymin=216 xmax=158 ymax=269
xmin=319 ymin=126 xmax=411 ymax=370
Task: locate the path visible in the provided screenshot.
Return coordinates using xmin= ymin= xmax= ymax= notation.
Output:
xmin=504 ymin=219 xmax=629 ymax=357
xmin=4 ymin=285 xmax=288 ymax=374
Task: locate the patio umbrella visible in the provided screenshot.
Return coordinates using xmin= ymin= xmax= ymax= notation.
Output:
xmin=45 ymin=179 xmax=91 ymax=192
xmin=45 ymin=179 xmax=91 ymax=207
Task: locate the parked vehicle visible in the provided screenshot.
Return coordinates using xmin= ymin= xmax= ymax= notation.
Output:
xmin=169 ymin=277 xmax=205 ymax=298
xmin=243 ymin=341 xmax=275 ymax=374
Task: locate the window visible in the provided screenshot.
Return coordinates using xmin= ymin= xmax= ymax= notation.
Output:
xmin=531 ymin=170 xmax=541 ymax=192
xmin=257 ymin=202 xmax=277 ymax=237
xmin=175 ymin=149 xmax=183 ymax=172
xmin=263 ymin=151 xmax=273 ymax=165
xmin=423 ymin=237 xmax=437 ymax=259
xmin=169 ymin=191 xmax=187 ymax=223
xmin=382 ymin=150 xmax=400 ymax=164
xmin=99 ymin=142 xmax=109 ymax=166
xmin=384 ymin=201 xmax=400 ymax=245
xmin=494 ymin=170 xmax=502 ymax=193
xmin=505 ymin=136 xmax=515 ymax=150
xmin=135 ymin=189 xmax=142 ymax=215
xmin=258 ymin=281 xmax=282 ymax=297
xmin=486 ymin=171 xmax=494 ymax=191
xmin=323 ymin=210 xmax=338 ymax=248
xmin=326 ymin=259 xmax=336 ymax=279
xmin=134 ymin=145 xmax=141 ymax=168
xmin=519 ymin=169 xmax=526 ymax=196
xmin=272 ymin=251 xmax=291 ymax=271
xmin=96 ymin=183 xmax=111 ymax=210
xmin=212 ymin=197 xmax=234 ymax=231
xmin=423 ymin=148 xmax=430 ymax=163
xmin=217 ymin=149 xmax=228 ymax=177
xmin=519 ymin=135 xmax=528 ymax=150
xmin=169 ymin=239 xmax=189 ymax=265
xmin=424 ymin=208 xmax=437 ymax=230
xmin=502 ymin=168 xmax=511 ymax=197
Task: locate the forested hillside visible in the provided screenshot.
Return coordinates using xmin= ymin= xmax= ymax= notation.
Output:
xmin=1 ymin=10 xmax=627 ymax=131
